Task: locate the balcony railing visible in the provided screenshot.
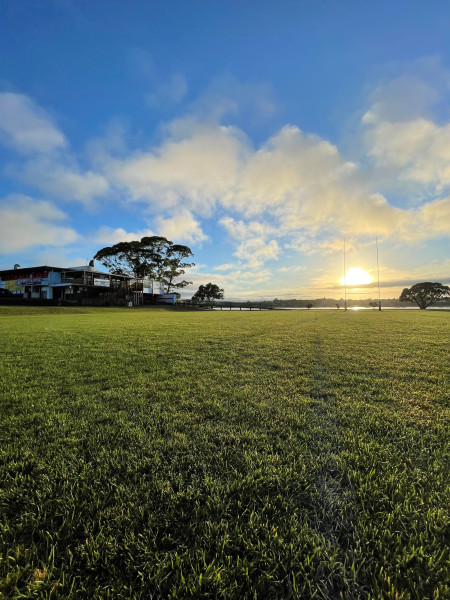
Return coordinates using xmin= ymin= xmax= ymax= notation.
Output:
xmin=61 ymin=274 xmax=128 ymax=289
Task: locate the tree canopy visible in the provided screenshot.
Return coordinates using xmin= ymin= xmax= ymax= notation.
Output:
xmin=93 ymin=236 xmax=194 ymax=292
xmin=399 ymin=282 xmax=450 ymax=309
xmin=192 ymin=283 xmax=224 ymax=303
xmin=161 ymin=244 xmax=195 ymax=294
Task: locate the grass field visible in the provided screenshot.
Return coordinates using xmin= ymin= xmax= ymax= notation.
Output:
xmin=0 ymin=306 xmax=449 ymax=599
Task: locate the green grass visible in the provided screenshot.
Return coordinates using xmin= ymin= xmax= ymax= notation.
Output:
xmin=0 ymin=307 xmax=449 ymax=599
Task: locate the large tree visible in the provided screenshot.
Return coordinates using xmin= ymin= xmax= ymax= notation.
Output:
xmin=94 ymin=236 xmax=194 ymax=292
xmin=161 ymin=244 xmax=195 ymax=294
xmin=192 ymin=283 xmax=224 ymax=304
xmin=399 ymin=282 xmax=450 ymax=309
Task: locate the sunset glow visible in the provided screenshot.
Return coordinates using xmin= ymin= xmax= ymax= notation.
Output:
xmin=340 ymin=268 xmax=372 ymax=286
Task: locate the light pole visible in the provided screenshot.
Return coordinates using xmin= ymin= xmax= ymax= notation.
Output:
xmin=343 ymin=239 xmax=347 ymax=311
xmin=376 ymin=236 xmax=381 ymax=311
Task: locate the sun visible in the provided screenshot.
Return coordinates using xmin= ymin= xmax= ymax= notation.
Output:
xmin=340 ymin=267 xmax=372 ymax=286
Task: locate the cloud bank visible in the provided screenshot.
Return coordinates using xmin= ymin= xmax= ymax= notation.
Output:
xmin=0 ymin=195 xmax=79 ymax=253
xmin=0 ymin=67 xmax=449 ymax=295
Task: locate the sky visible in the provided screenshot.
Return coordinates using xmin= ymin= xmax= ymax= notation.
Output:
xmin=0 ymin=0 xmax=449 ymax=300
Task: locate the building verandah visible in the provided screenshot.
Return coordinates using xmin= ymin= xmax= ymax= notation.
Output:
xmin=0 ymin=264 xmax=177 ymax=305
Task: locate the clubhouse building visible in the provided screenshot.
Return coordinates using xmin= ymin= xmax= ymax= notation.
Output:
xmin=0 ymin=263 xmax=176 ymax=305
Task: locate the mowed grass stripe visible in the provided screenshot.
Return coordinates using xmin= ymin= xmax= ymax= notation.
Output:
xmin=0 ymin=308 xmax=449 ymax=599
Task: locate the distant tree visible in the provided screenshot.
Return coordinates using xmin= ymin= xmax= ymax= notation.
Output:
xmin=307 ymin=303 xmax=313 ymax=309
xmin=94 ymin=236 xmax=194 ymax=292
xmin=192 ymin=283 xmax=224 ymax=304
xmin=368 ymin=301 xmax=378 ymax=309
xmin=399 ymin=282 xmax=450 ymax=310
xmin=336 ymin=303 xmax=340 ymax=310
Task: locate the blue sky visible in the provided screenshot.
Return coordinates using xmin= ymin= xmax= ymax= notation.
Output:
xmin=1 ymin=0 xmax=449 ymax=299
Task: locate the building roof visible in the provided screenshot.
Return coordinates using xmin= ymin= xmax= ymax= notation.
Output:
xmin=66 ymin=266 xmax=131 ymax=279
xmin=0 ymin=264 xmax=132 ymax=279
xmin=0 ymin=265 xmax=63 ymax=276
xmin=67 ymin=265 xmax=112 ymax=274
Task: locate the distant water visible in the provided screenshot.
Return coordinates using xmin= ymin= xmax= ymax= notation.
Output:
xmin=274 ymin=306 xmax=449 ymax=311
xmin=212 ymin=306 xmax=450 ymax=311
xmin=276 ymin=306 xmax=450 ymax=311
xmin=275 ymin=306 xmax=450 ymax=311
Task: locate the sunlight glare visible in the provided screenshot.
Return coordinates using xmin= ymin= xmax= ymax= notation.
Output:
xmin=340 ymin=267 xmax=372 ymax=286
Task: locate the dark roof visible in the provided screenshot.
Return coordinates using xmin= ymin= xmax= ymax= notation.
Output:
xmin=66 ymin=266 xmax=130 ymax=279
xmin=0 ymin=265 xmax=132 ymax=279
xmin=0 ymin=265 xmax=63 ymax=276
xmin=67 ymin=265 xmax=107 ymax=273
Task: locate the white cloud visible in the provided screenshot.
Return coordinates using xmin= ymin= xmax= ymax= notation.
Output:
xmin=219 ymin=217 xmax=279 ymax=267
xmin=414 ymin=197 xmax=450 ymax=237
xmin=155 ymin=211 xmax=208 ymax=244
xmin=363 ymin=114 xmax=450 ymax=191
xmin=109 ymin=120 xmax=248 ymax=214
xmin=384 ymin=258 xmax=450 ymax=286
xmin=93 ymin=226 xmax=154 ymax=245
xmin=103 ymin=114 xmax=450 ymax=251
xmin=0 ymin=195 xmax=79 ymax=253
xmin=107 ymin=121 xmax=404 ymax=238
xmin=18 ymin=250 xmax=89 ymax=270
xmin=214 ymin=263 xmax=237 ymax=271
xmin=94 ymin=212 xmax=209 ymax=247
xmin=2 ymin=76 xmax=449 ymax=280
xmin=0 ymin=92 xmax=109 ymax=206
xmin=17 ymin=157 xmax=110 ymax=206
xmin=0 ymin=92 xmax=67 ymax=154
xmin=361 ymin=68 xmax=450 ymax=195
xmin=182 ymin=265 xmax=273 ymax=298
xmin=6 ymin=84 xmax=446 ymax=253
xmin=231 ymin=126 xmax=358 ymax=214
xmin=278 ymin=265 xmax=307 ymax=273
xmin=234 ymin=238 xmax=280 ymax=268
xmin=285 ymin=236 xmax=354 ymax=256
xmin=219 ymin=216 xmax=276 ymax=240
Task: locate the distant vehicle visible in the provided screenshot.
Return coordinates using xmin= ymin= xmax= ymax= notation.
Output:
xmin=0 ymin=288 xmax=13 ymax=297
